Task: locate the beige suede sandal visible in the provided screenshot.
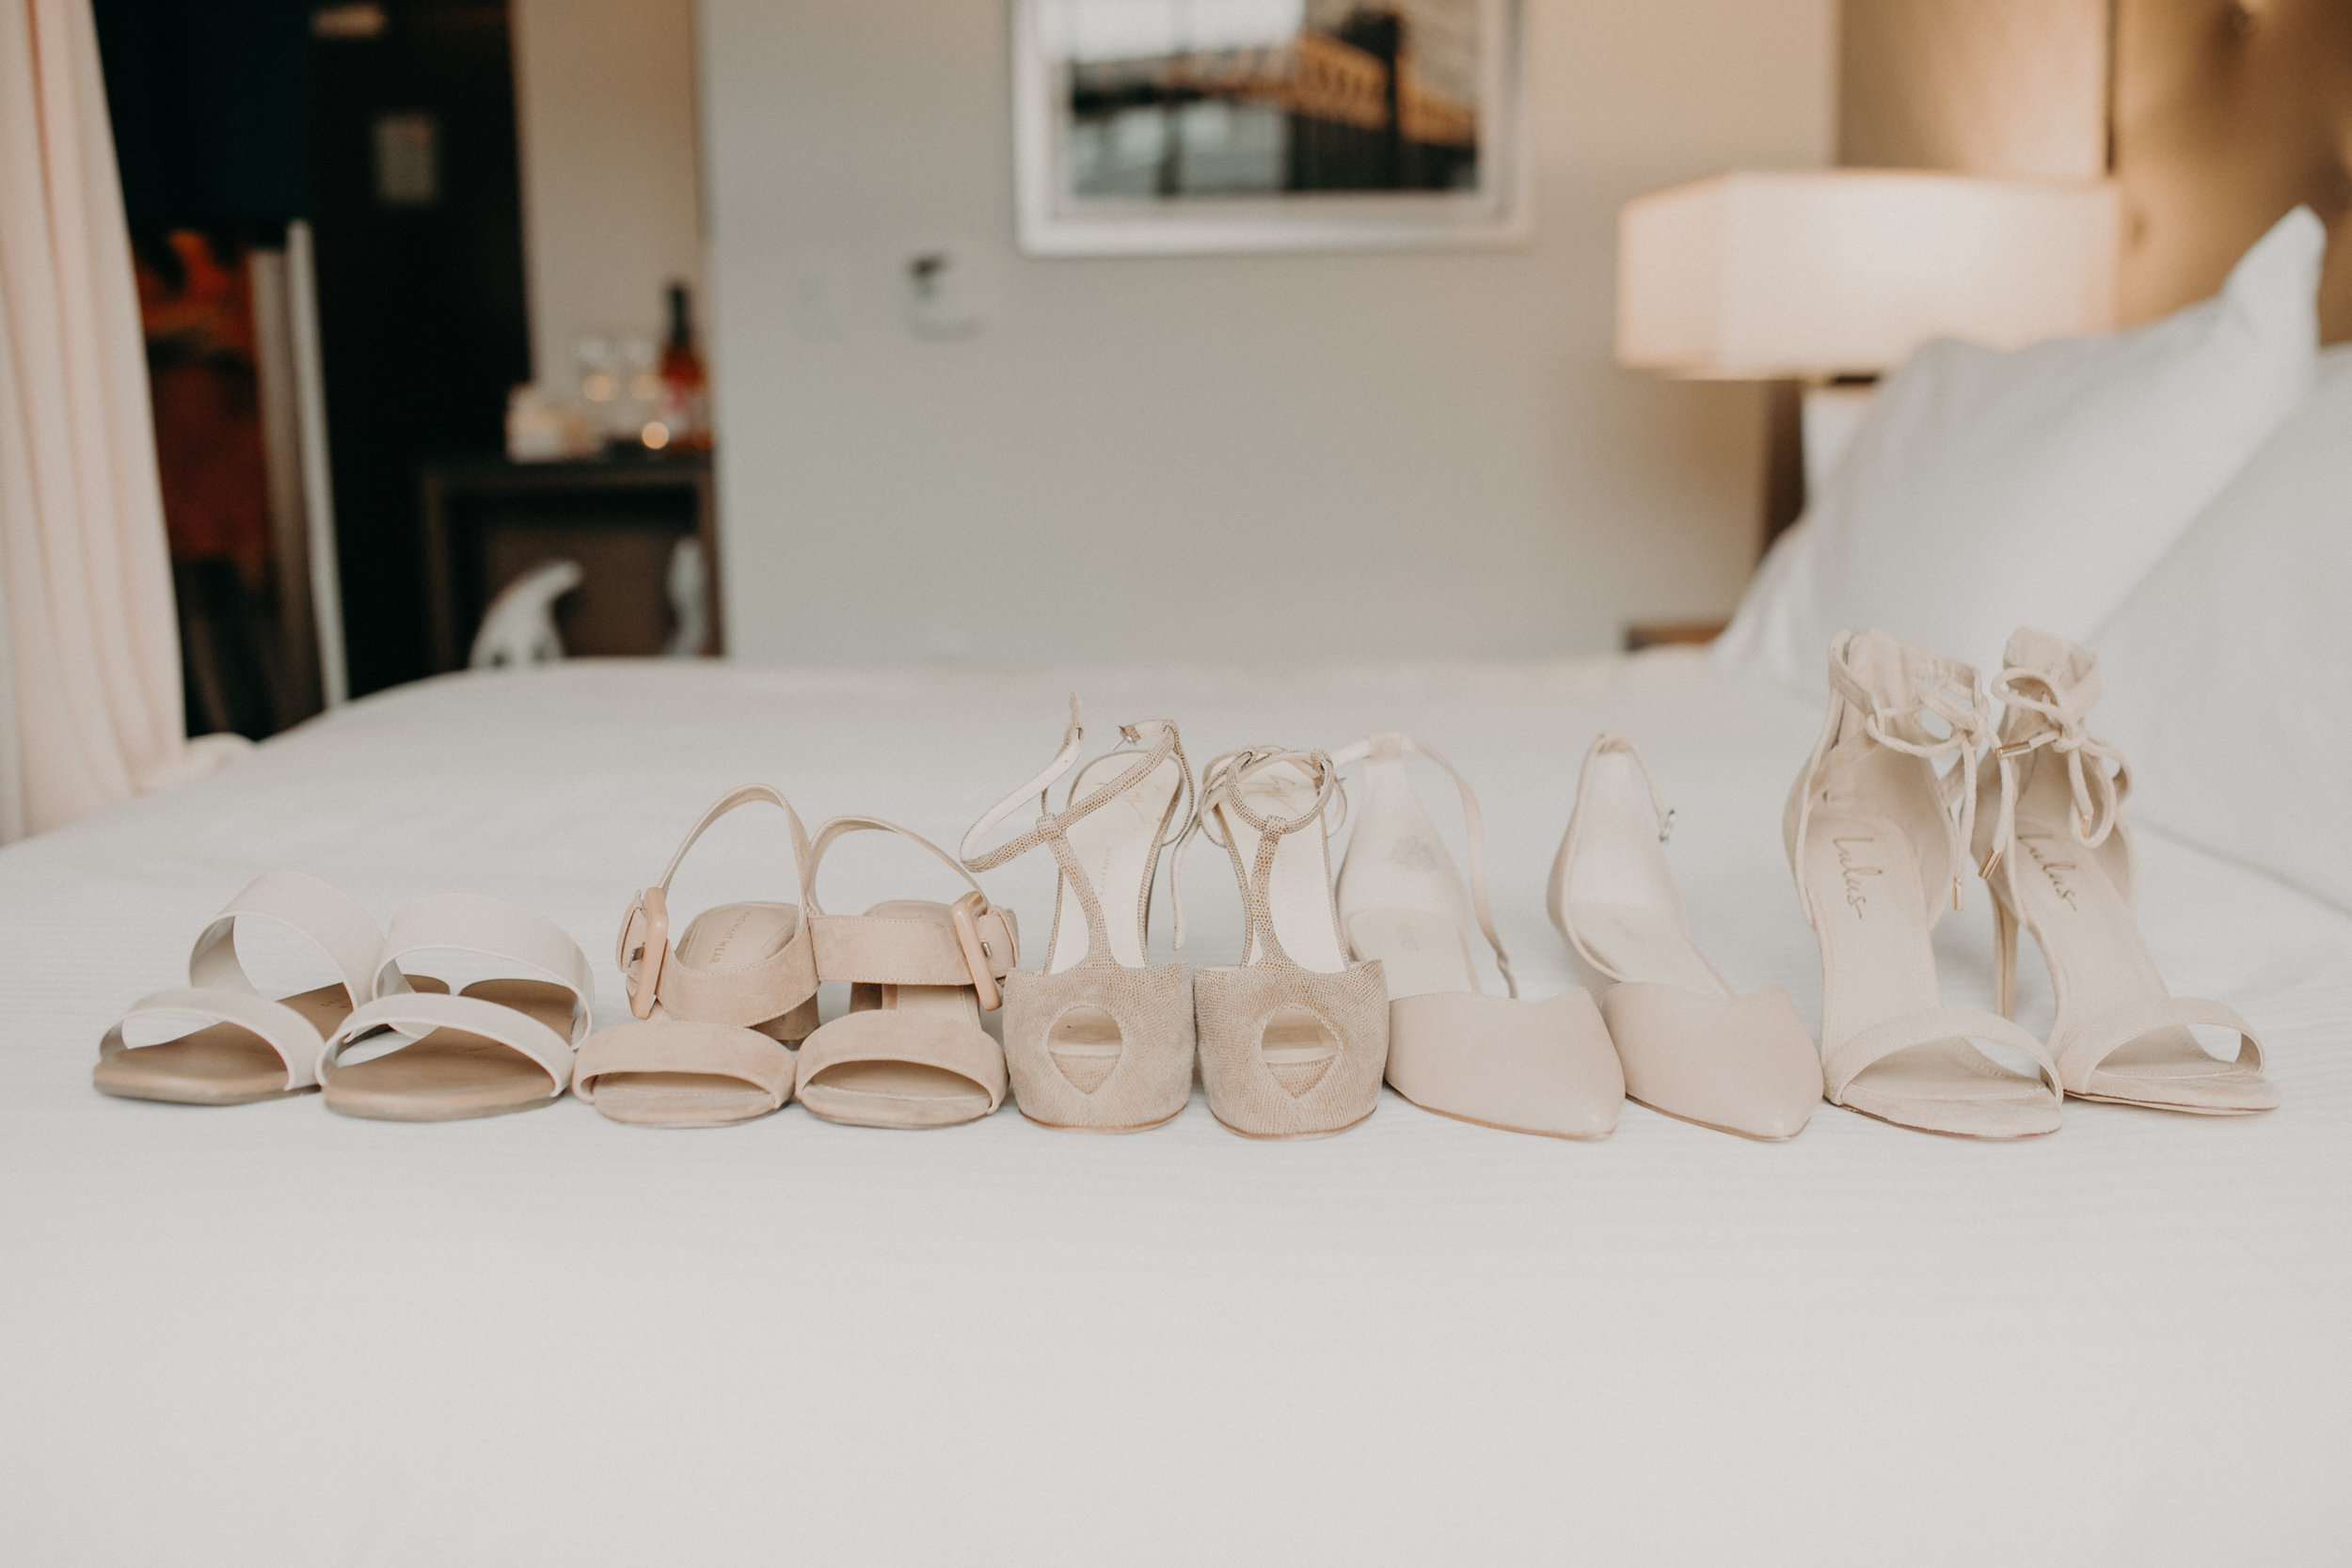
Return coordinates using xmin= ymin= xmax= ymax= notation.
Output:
xmin=317 ymin=895 xmax=594 ymax=1121
xmin=961 ymin=702 xmax=1197 ymax=1132
xmin=1182 ymin=747 xmax=1389 ymax=1139
xmin=1975 ymin=630 xmax=2276 ymax=1115
xmin=1551 ymin=734 xmax=1821 ymax=1140
xmin=792 ymin=816 xmax=1018 ymax=1129
xmin=1330 ymin=732 xmax=1621 ymax=1139
xmin=95 ymin=871 xmax=440 ymax=1105
xmin=573 ymin=784 xmax=817 ymax=1127
xmin=1788 ymin=631 xmax=2063 ymax=1139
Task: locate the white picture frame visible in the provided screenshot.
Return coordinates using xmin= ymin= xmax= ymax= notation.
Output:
xmin=1012 ymin=0 xmax=1530 ymax=257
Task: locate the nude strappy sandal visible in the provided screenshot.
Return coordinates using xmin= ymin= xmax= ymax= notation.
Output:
xmin=1787 ymin=631 xmax=2063 ymax=1139
xmin=316 ymin=895 xmax=594 ymax=1121
xmin=792 ymin=817 xmax=1019 ymax=1129
xmin=961 ymin=702 xmax=1197 ymax=1132
xmin=1183 ymin=747 xmax=1390 ymax=1139
xmin=572 ymin=785 xmax=817 ymax=1127
xmin=95 ymin=871 xmax=440 ymax=1105
xmin=1974 ymin=629 xmax=2277 ymax=1115
xmin=1551 ymin=734 xmax=1822 ymax=1140
xmin=1329 ymin=732 xmax=1620 ymax=1139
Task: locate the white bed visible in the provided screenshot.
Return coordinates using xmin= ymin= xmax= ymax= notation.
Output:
xmin=4 ymin=651 xmax=2347 ymax=1564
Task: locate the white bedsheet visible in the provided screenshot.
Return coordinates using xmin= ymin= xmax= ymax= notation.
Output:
xmin=4 ymin=654 xmax=2347 ymax=1566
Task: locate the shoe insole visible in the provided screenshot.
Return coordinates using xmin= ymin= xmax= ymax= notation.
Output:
xmin=1801 ymin=810 xmax=2053 ymax=1137
xmin=591 ymin=902 xmax=803 ymax=1126
xmin=2006 ymin=781 xmax=2269 ymax=1109
xmin=1214 ymin=768 xmax=1346 ymax=974
xmin=1562 ymin=751 xmax=1727 ymax=996
xmin=320 ymin=978 xmax=574 ymax=1122
xmin=1344 ymin=908 xmax=1475 ymax=1000
xmin=796 ymin=901 xmax=996 ymax=1126
xmin=1048 ymin=750 xmax=1183 ymax=974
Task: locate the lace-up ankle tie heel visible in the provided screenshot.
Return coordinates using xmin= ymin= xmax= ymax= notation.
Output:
xmin=1184 ymin=748 xmax=1390 ymax=1139
xmin=961 ymin=702 xmax=1198 ymax=1132
xmin=1788 ymin=630 xmax=2062 ymax=1139
xmin=1332 ymin=732 xmax=1621 ymax=1139
xmin=1975 ymin=629 xmax=2276 ymax=1114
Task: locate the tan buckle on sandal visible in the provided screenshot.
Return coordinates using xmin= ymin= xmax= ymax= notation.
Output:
xmin=950 ymin=892 xmax=1003 ymax=1012
xmin=621 ymin=885 xmax=671 ymax=1021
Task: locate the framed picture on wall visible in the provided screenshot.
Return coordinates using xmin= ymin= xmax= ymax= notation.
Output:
xmin=1012 ymin=0 xmax=1530 ymax=256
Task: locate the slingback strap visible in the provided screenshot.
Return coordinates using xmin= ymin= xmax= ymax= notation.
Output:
xmin=1979 ymin=635 xmax=2131 ymax=881
xmin=960 ymin=698 xmax=1194 ymax=963
xmin=2052 ymin=995 xmax=2264 ymax=1091
xmin=1180 ymin=748 xmax=1345 ymax=969
xmin=805 ymin=816 xmax=1019 ymax=1002
xmin=187 ymin=869 xmax=390 ymax=1009
xmin=1820 ymin=1006 xmax=2060 ymax=1107
xmin=101 ymin=987 xmax=335 ymax=1091
xmin=572 ymin=1020 xmax=792 ymax=1108
xmin=618 ymin=784 xmax=819 ymax=1022
xmin=1555 ymin=733 xmax=1678 ymax=987
xmin=317 ymin=991 xmax=577 ymax=1098
xmin=1791 ymin=632 xmax=1994 ymax=916
xmin=368 ymin=894 xmax=596 ymax=1044
xmin=1329 ymin=731 xmax=1518 ymax=999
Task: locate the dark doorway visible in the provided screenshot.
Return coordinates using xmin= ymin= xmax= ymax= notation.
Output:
xmin=310 ymin=0 xmax=531 ymax=697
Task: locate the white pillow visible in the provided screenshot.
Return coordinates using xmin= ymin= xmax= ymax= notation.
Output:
xmin=1714 ymin=206 xmax=2325 ymax=698
xmin=2089 ymin=341 xmax=2352 ymax=911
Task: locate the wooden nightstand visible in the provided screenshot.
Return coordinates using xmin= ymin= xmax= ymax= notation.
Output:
xmin=1624 ymin=619 xmax=1727 ymax=653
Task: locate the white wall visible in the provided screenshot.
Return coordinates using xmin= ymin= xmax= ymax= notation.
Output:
xmin=510 ymin=0 xmax=707 ymax=387
xmin=700 ymin=0 xmax=1836 ymax=668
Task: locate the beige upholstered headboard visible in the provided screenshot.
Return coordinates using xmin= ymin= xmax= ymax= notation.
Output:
xmin=2113 ymin=0 xmax=2352 ymax=342
xmin=1842 ymin=0 xmax=2352 ymax=344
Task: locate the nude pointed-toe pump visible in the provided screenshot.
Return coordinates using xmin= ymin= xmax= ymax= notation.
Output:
xmin=1974 ymin=629 xmax=2276 ymax=1115
xmin=1788 ymin=630 xmax=2063 ymax=1139
xmin=1332 ymin=732 xmax=1621 ymax=1139
xmin=961 ymin=701 xmax=1198 ymax=1132
xmin=1551 ymin=734 xmax=1821 ymax=1140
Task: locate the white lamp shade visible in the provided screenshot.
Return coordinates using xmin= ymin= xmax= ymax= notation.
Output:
xmin=1616 ymin=170 xmax=2122 ymax=378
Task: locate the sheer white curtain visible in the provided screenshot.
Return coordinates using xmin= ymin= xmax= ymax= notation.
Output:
xmin=0 ymin=0 xmax=246 ymax=843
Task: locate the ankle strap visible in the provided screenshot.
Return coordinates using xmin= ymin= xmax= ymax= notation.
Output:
xmin=959 ymin=698 xmax=1192 ymax=962
xmin=1330 ymin=732 xmax=1517 ymax=999
xmin=619 ymin=784 xmax=817 ymax=1022
xmin=1184 ymin=747 xmax=1345 ymax=968
xmin=1979 ymin=653 xmax=2130 ymax=880
xmin=807 ymin=815 xmax=1019 ymax=1005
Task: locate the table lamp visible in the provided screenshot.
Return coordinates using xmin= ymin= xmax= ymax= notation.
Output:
xmin=1616 ymin=169 xmax=2121 ymax=546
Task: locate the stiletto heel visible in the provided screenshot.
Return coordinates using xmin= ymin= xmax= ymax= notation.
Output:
xmin=1975 ymin=629 xmax=2276 ymax=1114
xmin=1788 ymin=630 xmax=2062 ymax=1138
xmin=1992 ymin=891 xmax=2019 ymax=1020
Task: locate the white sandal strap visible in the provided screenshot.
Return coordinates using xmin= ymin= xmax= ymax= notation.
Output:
xmin=1329 ymin=732 xmax=1517 ymax=998
xmin=2053 ymin=995 xmax=2265 ymax=1088
xmin=102 ymin=987 xmax=331 ymax=1091
xmin=372 ymin=894 xmax=594 ymax=1043
xmin=318 ymin=990 xmax=575 ymax=1096
xmin=1821 ymin=1006 xmax=2060 ymax=1104
xmin=187 ymin=870 xmax=385 ymax=1007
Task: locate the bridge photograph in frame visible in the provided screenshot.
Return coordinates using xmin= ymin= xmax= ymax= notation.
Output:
xmin=1013 ymin=0 xmax=1530 ymax=256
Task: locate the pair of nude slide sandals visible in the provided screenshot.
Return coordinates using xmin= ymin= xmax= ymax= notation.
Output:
xmin=1781 ymin=627 xmax=2275 ymax=1139
xmin=96 ymin=879 xmax=595 ymax=1118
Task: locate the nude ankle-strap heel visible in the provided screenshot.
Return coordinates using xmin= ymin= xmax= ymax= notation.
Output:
xmin=1788 ymin=630 xmax=2063 ymax=1138
xmin=1183 ymin=747 xmax=1389 ymax=1139
xmin=961 ymin=701 xmax=1197 ymax=1132
xmin=1974 ymin=629 xmax=2276 ymax=1115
